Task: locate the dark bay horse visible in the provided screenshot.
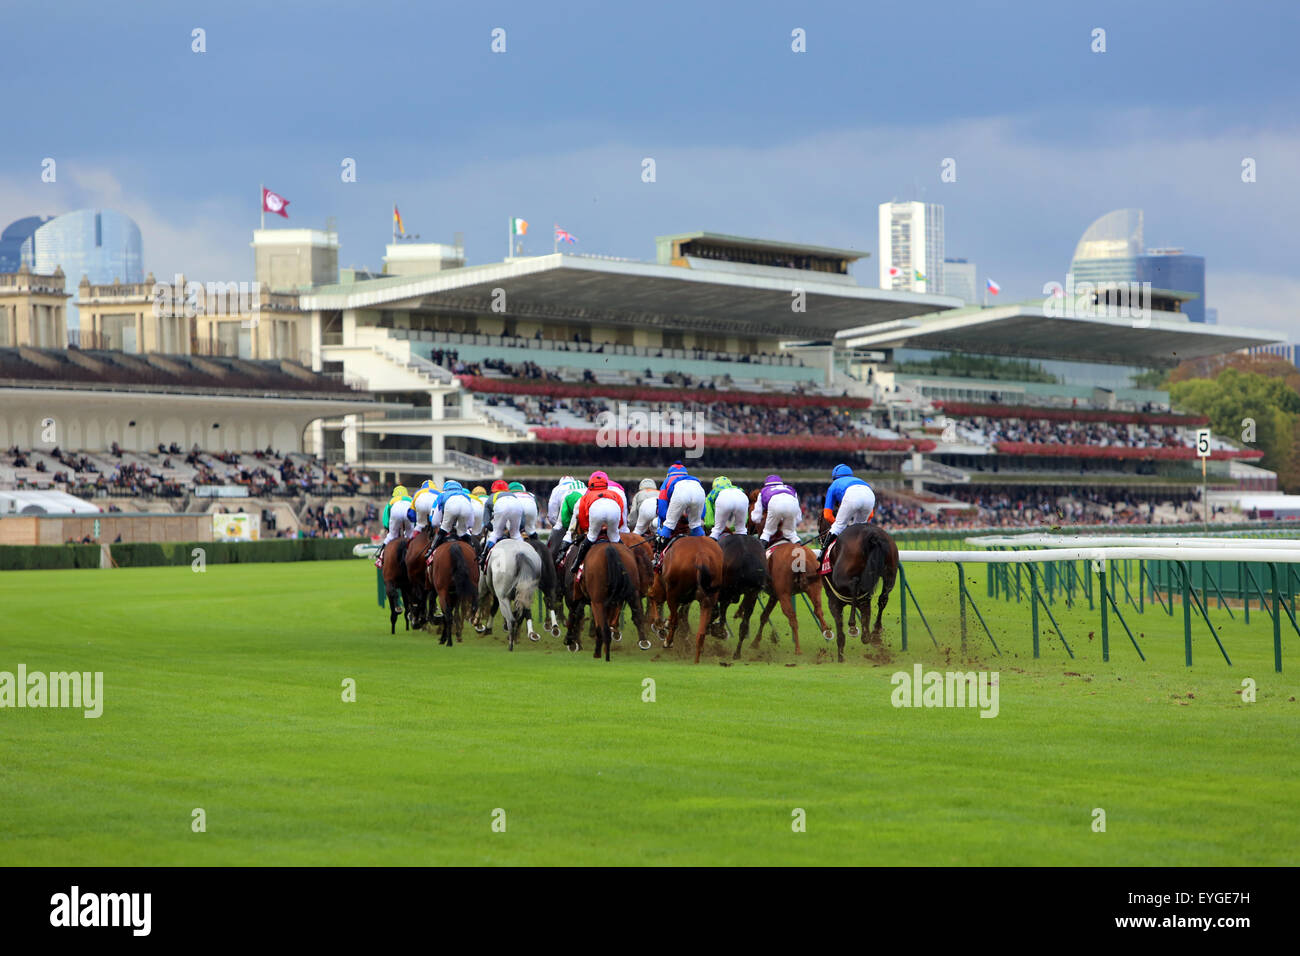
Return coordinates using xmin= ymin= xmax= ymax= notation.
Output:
xmin=428 ymin=539 xmax=479 ymax=646
xmin=744 ymin=541 xmax=833 ymax=658
xmin=382 ymin=537 xmax=411 ymax=634
xmin=648 ymin=535 xmax=723 ymax=663
xmin=526 ymin=536 xmax=564 ymax=639
xmin=563 ymin=541 xmax=647 ymax=661
xmin=710 ymin=534 xmax=769 ymax=649
xmin=403 ymin=529 xmax=432 ymax=629
xmin=617 ymin=531 xmax=656 ymax=609
xmin=818 ymin=521 xmax=899 ymax=662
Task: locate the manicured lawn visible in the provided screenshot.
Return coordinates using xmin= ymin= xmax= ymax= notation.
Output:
xmin=0 ymin=559 xmax=1295 ymax=865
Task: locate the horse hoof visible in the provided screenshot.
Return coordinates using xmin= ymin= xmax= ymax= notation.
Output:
xmin=611 ymin=629 xmax=621 ymax=643
xmin=529 ymin=630 xmax=540 ymax=642
xmin=638 ymin=639 xmax=651 ymax=650
xmin=474 ymin=624 xmax=488 ymax=634
xmin=548 ymin=624 xmax=561 ymax=638
xmin=847 ymin=626 xmax=860 ymax=639
xmin=567 ymin=642 xmax=579 ymax=654
xmin=822 ymin=629 xmax=834 ymax=642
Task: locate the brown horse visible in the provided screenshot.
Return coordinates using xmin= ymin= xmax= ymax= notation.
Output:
xmin=382 ymin=537 xmax=411 ymax=634
xmin=816 ymin=520 xmax=899 ymax=662
xmin=710 ymin=533 xmax=769 ymax=649
xmin=427 ymin=539 xmax=479 ymax=646
xmin=744 ymin=541 xmax=833 ymax=658
xmin=648 ymin=535 xmax=723 ymax=663
xmin=617 ymin=531 xmax=656 ymax=606
xmin=403 ymin=529 xmax=432 ymax=629
xmin=563 ymin=541 xmax=647 ymax=660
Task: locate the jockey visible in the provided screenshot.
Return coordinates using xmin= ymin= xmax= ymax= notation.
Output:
xmin=510 ymin=480 xmax=540 ymax=538
xmin=468 ymin=486 xmax=488 ymax=537
xmin=655 ymin=461 xmax=706 ymax=548
xmin=374 ymin=486 xmax=411 ymax=567
xmin=822 ymin=463 xmax=876 ymax=554
xmin=588 ymin=470 xmax=628 ymax=531
xmin=410 ymin=480 xmax=440 ymax=533
xmin=631 ymin=477 xmax=659 ymax=535
xmin=566 ymin=473 xmax=625 ymax=571
xmin=708 ymin=476 xmax=750 ymax=539
xmin=429 ymin=480 xmax=474 ymax=551
xmin=547 ymin=475 xmax=579 ymax=527
xmin=555 ymin=478 xmax=588 ymax=538
xmin=482 ymin=480 xmax=525 ymax=565
xmin=751 ymin=474 xmax=801 ymax=547
xmin=481 ymin=478 xmax=511 ymax=529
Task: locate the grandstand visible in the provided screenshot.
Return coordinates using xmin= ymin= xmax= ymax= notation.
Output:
xmin=0 ymin=225 xmax=1289 ymax=537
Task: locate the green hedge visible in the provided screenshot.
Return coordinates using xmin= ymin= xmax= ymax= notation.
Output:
xmin=0 ymin=544 xmax=103 ymax=571
xmin=0 ymin=538 xmax=368 ymax=571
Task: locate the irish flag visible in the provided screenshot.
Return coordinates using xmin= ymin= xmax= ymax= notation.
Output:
xmin=986 ymin=277 xmax=1001 ymax=295
xmin=511 ymin=218 xmax=528 ymax=236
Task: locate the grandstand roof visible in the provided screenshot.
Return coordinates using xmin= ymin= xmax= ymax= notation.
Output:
xmin=0 ymin=347 xmax=377 ymax=402
xmin=835 ymin=303 xmax=1279 ymax=366
xmin=299 ymin=253 xmax=961 ymax=339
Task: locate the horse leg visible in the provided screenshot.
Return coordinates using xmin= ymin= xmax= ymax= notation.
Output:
xmin=733 ymin=591 xmax=758 ymax=659
xmin=831 ymin=596 xmax=847 ymax=662
xmin=694 ymin=598 xmax=716 ymax=664
xmin=778 ymin=591 xmax=801 ymax=656
xmin=501 ymin=596 xmax=516 ymax=651
xmin=806 ymin=580 xmax=833 ymax=640
xmin=754 ymin=593 xmax=778 ymax=649
xmin=664 ymin=599 xmax=679 ymax=649
xmin=874 ymin=567 xmax=898 ymax=639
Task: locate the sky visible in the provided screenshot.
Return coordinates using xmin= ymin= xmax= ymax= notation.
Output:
xmin=3 ymin=0 xmax=1298 ymax=336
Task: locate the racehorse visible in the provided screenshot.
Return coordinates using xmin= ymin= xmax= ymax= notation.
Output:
xmin=710 ymin=533 xmax=769 ymax=649
xmin=648 ymin=534 xmax=723 ymax=663
xmin=617 ymin=531 xmax=656 ymax=606
xmin=525 ymin=536 xmax=564 ymax=639
xmin=474 ymin=538 xmax=542 ymax=651
xmin=816 ymin=519 xmax=899 ymax=662
xmin=381 ymin=537 xmax=411 ymax=634
xmin=563 ymin=540 xmax=647 ymax=661
xmin=403 ymin=529 xmax=433 ymax=629
xmin=745 ymin=541 xmax=833 ymax=658
xmin=428 ymin=539 xmax=479 ymax=646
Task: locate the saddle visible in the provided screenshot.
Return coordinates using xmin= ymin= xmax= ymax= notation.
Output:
xmin=818 ymin=538 xmax=838 ymax=576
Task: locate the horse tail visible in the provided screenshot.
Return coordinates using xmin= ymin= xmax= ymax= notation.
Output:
xmin=603 ymin=544 xmax=637 ymax=620
xmin=512 ymin=548 xmax=541 ymax=610
xmin=697 ymin=558 xmax=718 ymax=600
xmin=861 ymin=527 xmax=892 ymax=596
xmin=449 ymin=543 xmax=476 ymax=612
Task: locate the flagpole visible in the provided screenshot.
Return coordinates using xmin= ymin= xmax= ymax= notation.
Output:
xmin=260 ymin=183 xmax=264 ymax=231
xmin=393 ymin=202 xmax=397 ymax=245
xmin=508 ymin=218 xmax=512 ymax=260
xmin=553 ymin=223 xmax=558 ymax=255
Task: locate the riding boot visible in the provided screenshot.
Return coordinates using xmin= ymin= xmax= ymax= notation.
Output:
xmin=571 ymin=536 xmax=594 ymax=574
xmin=480 ymin=540 xmax=494 ymax=570
xmin=429 ymin=527 xmax=447 ymax=553
xmin=820 ymin=532 xmax=837 ymax=558
xmin=374 ymin=543 xmax=385 ymax=568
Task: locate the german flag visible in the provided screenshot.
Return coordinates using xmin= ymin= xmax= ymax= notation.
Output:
xmin=393 ymin=205 xmax=405 ymax=236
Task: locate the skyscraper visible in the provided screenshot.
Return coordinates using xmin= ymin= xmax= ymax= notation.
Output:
xmin=0 ymin=216 xmax=53 ymax=274
xmin=1069 ymin=209 xmax=1207 ymax=322
xmin=942 ymin=258 xmax=977 ymax=304
xmin=21 ymin=209 xmax=144 ymax=329
xmin=878 ymin=201 xmax=944 ymax=294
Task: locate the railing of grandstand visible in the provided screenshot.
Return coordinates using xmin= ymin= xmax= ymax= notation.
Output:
xmin=390 ymin=327 xmax=807 ymax=369
xmin=477 ymin=404 xmax=532 ymax=438
xmin=405 ymin=353 xmax=455 ymax=384
xmin=444 ymin=449 xmax=497 ymax=476
xmin=67 ymin=329 xmax=109 ymax=349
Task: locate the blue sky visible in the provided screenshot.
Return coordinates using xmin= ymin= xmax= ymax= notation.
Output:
xmin=4 ymin=0 xmax=1297 ymax=334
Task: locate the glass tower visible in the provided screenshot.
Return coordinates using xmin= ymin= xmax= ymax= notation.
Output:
xmin=20 ymin=209 xmax=144 ymax=330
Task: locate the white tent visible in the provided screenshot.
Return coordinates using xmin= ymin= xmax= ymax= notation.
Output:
xmin=0 ymin=490 xmax=101 ymax=515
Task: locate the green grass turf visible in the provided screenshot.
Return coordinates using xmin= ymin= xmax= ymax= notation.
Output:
xmin=0 ymin=559 xmax=1296 ymax=866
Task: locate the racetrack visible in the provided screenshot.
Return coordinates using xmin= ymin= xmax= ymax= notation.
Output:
xmin=1 ymin=560 xmax=1296 ymax=866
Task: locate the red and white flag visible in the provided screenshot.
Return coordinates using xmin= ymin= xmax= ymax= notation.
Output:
xmin=262 ymin=188 xmax=290 ymax=218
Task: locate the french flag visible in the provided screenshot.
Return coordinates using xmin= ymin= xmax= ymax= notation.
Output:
xmin=986 ymin=277 xmax=1001 ymax=295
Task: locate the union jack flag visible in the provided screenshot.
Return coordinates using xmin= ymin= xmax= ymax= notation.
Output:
xmin=554 ymin=225 xmax=577 ymax=244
